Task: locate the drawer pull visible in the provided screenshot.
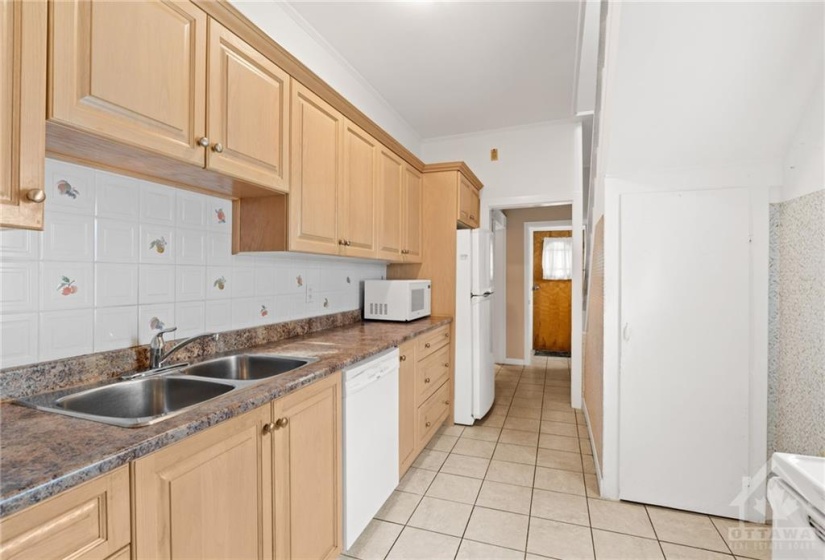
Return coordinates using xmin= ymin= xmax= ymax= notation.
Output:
xmin=400 ymin=355 xmax=406 ymax=362
xmin=425 ymin=421 xmax=432 ymax=428
xmin=425 ymin=342 xmax=431 ymax=348
xmin=424 ymin=377 xmax=431 ymax=383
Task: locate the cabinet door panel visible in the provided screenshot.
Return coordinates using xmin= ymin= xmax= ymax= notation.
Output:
xmin=403 ymin=165 xmax=423 ymax=262
xmin=272 ymin=373 xmax=342 ymax=560
xmin=49 ymin=0 xmax=206 ymax=165
xmin=0 ymin=0 xmax=45 ymax=230
xmin=340 ymin=120 xmax=378 ymax=258
xmin=134 ymin=406 xmax=272 ymax=560
xmin=289 ymin=84 xmax=342 ymax=255
xmin=0 ymin=466 xmax=130 ymax=560
xmin=377 ymin=147 xmax=403 ymax=261
xmin=207 ymin=20 xmax=289 ymax=191
xmin=398 ymin=340 xmax=417 ymax=476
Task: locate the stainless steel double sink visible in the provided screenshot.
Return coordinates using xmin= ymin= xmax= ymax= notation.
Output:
xmin=19 ymin=354 xmax=317 ymax=428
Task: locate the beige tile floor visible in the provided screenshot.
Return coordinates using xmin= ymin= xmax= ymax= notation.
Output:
xmin=342 ymin=357 xmax=772 ymax=560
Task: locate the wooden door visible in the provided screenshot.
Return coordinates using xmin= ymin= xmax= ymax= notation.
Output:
xmin=289 ymin=83 xmax=342 ymax=255
xmin=133 ymin=406 xmax=273 ymax=559
xmin=340 ymin=119 xmax=378 ymax=258
xmin=532 ymin=230 xmax=572 ymax=353
xmin=398 ymin=340 xmax=417 ymax=476
xmin=619 ymin=188 xmax=752 ymax=518
xmin=402 ymin=165 xmax=423 ymax=263
xmin=0 ymin=466 xmax=130 ymax=560
xmin=49 ymin=0 xmax=207 ymax=165
xmin=0 ymin=0 xmax=46 ymax=230
xmin=377 ymin=146 xmax=404 ymax=261
xmin=207 ymin=19 xmax=290 ymax=191
xmin=272 ymin=373 xmax=342 ymax=560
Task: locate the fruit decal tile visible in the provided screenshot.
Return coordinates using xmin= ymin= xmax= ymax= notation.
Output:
xmin=57 ymin=276 xmax=78 ymax=296
xmin=213 ymin=276 xmax=227 ymax=290
xmin=148 ymin=236 xmax=167 ymax=254
xmin=323 ymin=297 xmax=329 ymax=308
xmin=296 ymin=274 xmax=303 ymax=287
xmin=260 ymin=305 xmax=269 ymax=317
xmin=56 ymin=180 xmax=80 ymax=199
xmin=149 ymin=316 xmax=165 ymax=330
xmin=215 ymin=208 xmax=226 ymax=224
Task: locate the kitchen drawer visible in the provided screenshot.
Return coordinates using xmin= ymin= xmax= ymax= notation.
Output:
xmin=416 ymin=325 xmax=450 ymax=361
xmin=0 ymin=466 xmax=130 ymax=560
xmin=416 ymin=380 xmax=450 ymax=448
xmin=415 ymin=346 xmax=450 ymax=403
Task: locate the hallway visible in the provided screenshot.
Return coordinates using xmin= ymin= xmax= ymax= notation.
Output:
xmin=342 ymin=357 xmax=772 ymax=560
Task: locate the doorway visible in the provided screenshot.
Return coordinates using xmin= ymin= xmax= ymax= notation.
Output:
xmin=531 ymin=229 xmax=572 ymax=356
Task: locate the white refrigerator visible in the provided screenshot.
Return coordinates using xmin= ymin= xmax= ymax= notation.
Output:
xmin=454 ymin=229 xmax=495 ymax=425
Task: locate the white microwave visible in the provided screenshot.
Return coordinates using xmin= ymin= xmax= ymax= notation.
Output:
xmin=364 ymin=280 xmax=431 ymax=322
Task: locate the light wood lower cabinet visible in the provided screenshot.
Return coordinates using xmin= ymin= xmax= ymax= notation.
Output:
xmin=398 ymin=325 xmax=453 ymax=478
xmin=272 ymin=373 xmax=342 ymax=560
xmin=131 ymin=372 xmax=341 ymax=560
xmin=0 ymin=466 xmax=130 ymax=560
xmin=0 ymin=0 xmax=46 ymax=230
xmin=134 ymin=405 xmax=272 ymax=559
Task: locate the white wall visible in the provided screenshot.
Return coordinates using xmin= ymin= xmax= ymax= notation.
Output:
xmin=781 ymin=75 xmax=824 ymax=202
xmin=229 ymin=0 xmax=422 ymax=155
xmin=421 ymin=120 xmax=582 ymax=211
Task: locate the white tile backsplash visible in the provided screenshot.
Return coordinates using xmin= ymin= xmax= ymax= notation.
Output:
xmin=0 ymin=159 xmax=387 ymax=368
xmin=96 ymin=218 xmax=139 ymax=263
xmin=39 ymin=309 xmax=94 ymax=361
xmin=94 ymin=306 xmax=139 ymax=352
xmin=95 ymin=263 xmax=138 ymax=308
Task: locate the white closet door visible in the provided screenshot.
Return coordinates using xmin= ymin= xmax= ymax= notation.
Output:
xmin=619 ymin=187 xmax=751 ymax=518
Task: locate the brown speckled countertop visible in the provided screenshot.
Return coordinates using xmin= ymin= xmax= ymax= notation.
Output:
xmin=0 ymin=316 xmax=451 ymax=518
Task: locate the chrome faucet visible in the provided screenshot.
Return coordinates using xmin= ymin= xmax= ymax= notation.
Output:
xmin=149 ymin=327 xmax=220 ymax=370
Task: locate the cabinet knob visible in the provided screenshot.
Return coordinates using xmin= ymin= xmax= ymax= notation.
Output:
xmin=262 ymin=422 xmax=276 ymax=435
xmin=424 ymin=377 xmax=431 ymax=383
xmin=400 ymin=355 xmax=406 ymax=362
xmin=346 ymin=240 xmax=352 ymax=246
xmin=444 ymin=333 xmax=449 ymax=338
xmin=198 ymin=137 xmax=210 ymax=147
xmin=338 ymin=239 xmax=345 ymax=245
xmin=470 ymin=214 xmax=476 ymax=220
xmin=425 ymin=421 xmax=432 ymax=428
xmin=444 ymin=400 xmax=450 ymax=405
xmin=443 ymin=363 xmax=449 ymax=368
xmin=425 ymin=343 xmax=431 ymax=348
xmin=25 ymin=189 xmax=46 ymax=203
xmin=275 ymin=417 xmax=289 ymax=428
xmin=212 ymin=143 xmax=224 ymax=153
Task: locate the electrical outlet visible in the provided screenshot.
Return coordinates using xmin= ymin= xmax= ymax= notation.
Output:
xmin=306 ymin=285 xmax=313 ymax=303
xmin=490 ymin=148 xmax=499 ymax=161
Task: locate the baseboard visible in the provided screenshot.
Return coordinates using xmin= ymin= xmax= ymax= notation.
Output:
xmin=581 ymin=399 xmax=605 ymax=497
xmin=499 ymin=358 xmax=528 ymax=366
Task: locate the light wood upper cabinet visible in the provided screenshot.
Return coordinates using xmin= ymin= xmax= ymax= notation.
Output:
xmin=133 ymin=406 xmax=272 ymax=560
xmin=289 ymin=82 xmax=343 ymax=255
xmin=272 ymin=373 xmax=342 ymax=560
xmin=207 ymin=19 xmax=290 ymax=191
xmin=0 ymin=0 xmax=46 ymax=230
xmin=377 ymin=146 xmax=404 ymax=261
xmin=402 ymin=165 xmax=423 ymax=263
xmin=340 ymin=119 xmax=379 ymax=259
xmin=0 ymin=466 xmax=130 ymax=560
xmin=49 ymin=0 xmax=207 ymax=165
xmin=458 ymin=175 xmax=480 ymax=229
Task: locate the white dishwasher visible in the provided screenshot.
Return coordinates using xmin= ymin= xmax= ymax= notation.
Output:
xmin=343 ymin=348 xmax=399 ymax=550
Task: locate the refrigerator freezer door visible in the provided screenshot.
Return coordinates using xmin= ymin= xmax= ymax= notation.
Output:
xmin=471 ymin=229 xmax=494 ymax=295
xmin=471 ymin=293 xmax=495 ymax=418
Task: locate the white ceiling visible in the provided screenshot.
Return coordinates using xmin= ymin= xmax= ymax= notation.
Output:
xmin=285 ymin=1 xmax=582 ymax=140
